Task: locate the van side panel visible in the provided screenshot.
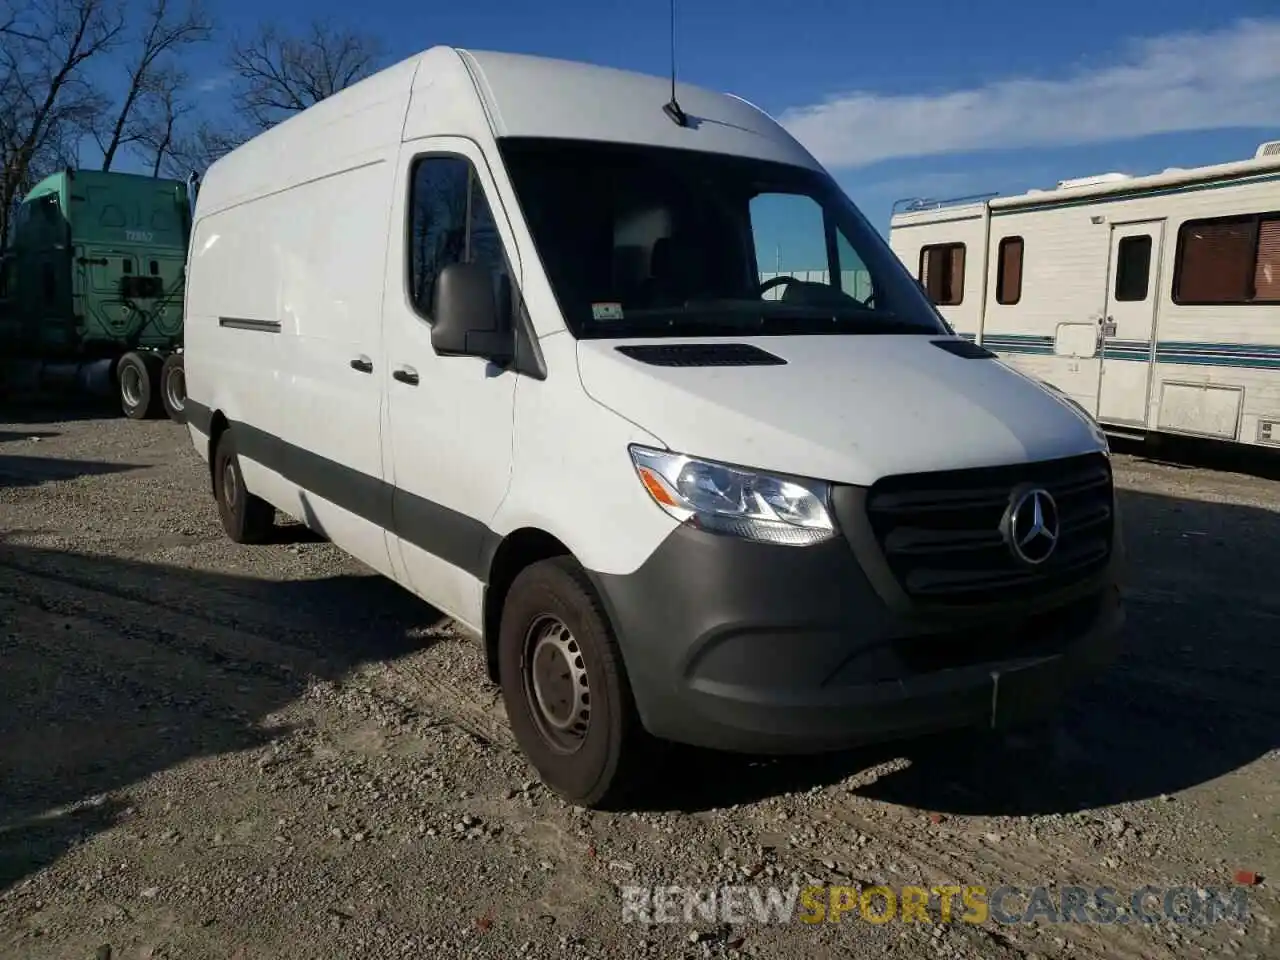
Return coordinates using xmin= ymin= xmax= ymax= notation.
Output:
xmin=185 ymin=158 xmax=400 ymax=579
xmin=490 ymin=334 xmax=680 ymax=577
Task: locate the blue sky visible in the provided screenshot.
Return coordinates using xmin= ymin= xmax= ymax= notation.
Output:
xmin=120 ymin=1 xmax=1280 ymax=267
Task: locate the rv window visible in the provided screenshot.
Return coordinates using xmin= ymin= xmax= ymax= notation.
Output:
xmin=1255 ymin=219 xmax=1280 ymax=302
xmin=1174 ymin=213 xmax=1280 ymax=304
xmin=996 ymin=237 xmax=1023 ymax=305
xmin=407 ymin=155 xmax=511 ymax=323
xmin=918 ymin=243 xmax=965 ymax=306
xmin=1114 ymin=235 xmax=1152 ymax=302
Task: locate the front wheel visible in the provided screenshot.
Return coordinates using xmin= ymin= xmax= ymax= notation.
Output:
xmin=498 ymin=556 xmax=646 ymax=808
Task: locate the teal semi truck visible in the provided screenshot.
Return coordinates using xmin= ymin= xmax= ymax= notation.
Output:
xmin=0 ymin=167 xmax=194 ymax=422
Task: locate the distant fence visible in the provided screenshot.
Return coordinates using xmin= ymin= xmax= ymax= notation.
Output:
xmin=758 ymin=269 xmax=873 ymax=301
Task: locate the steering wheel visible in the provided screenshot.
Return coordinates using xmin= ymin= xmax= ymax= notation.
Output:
xmin=757 ymin=275 xmax=796 ymax=298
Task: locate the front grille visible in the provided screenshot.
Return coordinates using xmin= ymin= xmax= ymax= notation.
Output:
xmin=863 ymin=453 xmax=1114 ymax=607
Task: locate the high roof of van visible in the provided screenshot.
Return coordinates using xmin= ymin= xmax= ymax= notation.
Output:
xmin=194 ymin=46 xmax=823 ymax=218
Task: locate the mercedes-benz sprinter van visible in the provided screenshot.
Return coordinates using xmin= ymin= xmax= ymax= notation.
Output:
xmin=182 ymin=46 xmax=1125 ymax=807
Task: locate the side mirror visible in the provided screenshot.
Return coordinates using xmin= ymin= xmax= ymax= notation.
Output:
xmin=430 ymin=261 xmax=514 ymax=363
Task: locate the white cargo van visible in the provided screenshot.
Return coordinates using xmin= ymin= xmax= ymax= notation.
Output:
xmin=182 ymin=46 xmax=1125 ymax=807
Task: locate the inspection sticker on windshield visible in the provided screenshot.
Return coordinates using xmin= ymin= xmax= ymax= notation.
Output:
xmin=591 ymin=302 xmax=624 ymax=321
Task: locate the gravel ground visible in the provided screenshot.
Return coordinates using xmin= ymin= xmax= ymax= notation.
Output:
xmin=1 ymin=404 xmax=1277 ymax=960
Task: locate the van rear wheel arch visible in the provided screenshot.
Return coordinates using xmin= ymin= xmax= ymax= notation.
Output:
xmin=211 ymin=425 xmax=274 ymax=544
xmin=207 ymin=411 xmax=229 ymax=496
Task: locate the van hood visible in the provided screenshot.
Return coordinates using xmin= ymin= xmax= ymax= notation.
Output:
xmin=576 ymin=335 xmax=1105 ymax=486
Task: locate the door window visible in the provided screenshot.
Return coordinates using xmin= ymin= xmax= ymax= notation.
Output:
xmin=407 ymin=155 xmax=510 ymax=323
xmin=1114 ymin=235 xmax=1152 ymax=302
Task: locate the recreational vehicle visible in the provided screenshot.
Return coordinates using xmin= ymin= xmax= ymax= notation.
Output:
xmin=182 ymin=46 xmax=1124 ymax=807
xmin=888 ymin=143 xmax=1280 ymax=449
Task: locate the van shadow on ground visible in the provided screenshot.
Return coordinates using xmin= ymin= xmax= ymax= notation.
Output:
xmin=0 ymin=455 xmax=143 ymax=489
xmin=0 ymin=431 xmax=60 ymax=444
xmin=631 ymin=485 xmax=1280 ymax=815
xmin=0 ymin=397 xmax=120 ymax=426
xmin=3 ymin=473 xmax=1277 ymax=861
xmin=0 ymin=539 xmax=445 ymax=893
xmin=1111 ymin=432 xmax=1280 ymax=482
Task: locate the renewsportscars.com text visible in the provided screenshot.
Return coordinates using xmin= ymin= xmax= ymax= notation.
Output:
xmin=619 ymin=883 xmax=1251 ymax=927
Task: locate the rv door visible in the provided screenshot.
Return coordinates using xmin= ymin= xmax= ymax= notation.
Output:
xmin=1097 ymin=220 xmax=1164 ymax=428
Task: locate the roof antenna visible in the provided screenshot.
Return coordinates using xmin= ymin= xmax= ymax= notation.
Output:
xmin=662 ymin=0 xmax=690 ymax=127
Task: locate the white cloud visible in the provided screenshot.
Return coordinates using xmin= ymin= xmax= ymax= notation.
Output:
xmin=779 ymin=18 xmax=1280 ymax=169
xmin=196 ymin=73 xmax=233 ymax=94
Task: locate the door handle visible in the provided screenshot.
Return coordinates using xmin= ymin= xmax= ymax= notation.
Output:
xmin=349 ymin=355 xmax=373 ymax=374
xmin=392 ymin=366 xmax=419 ymax=386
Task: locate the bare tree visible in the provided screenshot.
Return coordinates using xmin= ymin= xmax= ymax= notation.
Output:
xmin=130 ymin=63 xmax=195 ymax=176
xmin=227 ymin=19 xmax=384 ymax=133
xmin=94 ymin=0 xmax=211 ymax=171
xmin=0 ymin=0 xmax=124 ymax=246
xmin=161 ymin=115 xmax=234 ymax=179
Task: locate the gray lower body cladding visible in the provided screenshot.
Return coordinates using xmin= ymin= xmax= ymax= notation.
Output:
xmin=589 ymin=521 xmax=1123 ymax=754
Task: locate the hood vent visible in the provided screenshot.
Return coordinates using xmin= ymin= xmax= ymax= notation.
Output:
xmin=615 ymin=343 xmax=786 ymax=367
xmin=932 ymin=338 xmax=995 ymax=359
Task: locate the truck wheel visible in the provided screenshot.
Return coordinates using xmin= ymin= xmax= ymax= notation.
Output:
xmin=161 ymin=353 xmax=186 ymax=424
xmin=117 ymin=352 xmax=161 ymax=420
xmin=498 ymin=556 xmax=645 ymax=809
xmin=212 ymin=428 xmax=275 ymax=544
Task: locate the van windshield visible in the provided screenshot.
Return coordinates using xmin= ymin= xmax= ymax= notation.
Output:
xmin=497 ymin=137 xmax=949 ymax=339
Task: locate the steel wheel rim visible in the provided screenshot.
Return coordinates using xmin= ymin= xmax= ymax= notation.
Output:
xmin=525 ymin=614 xmax=591 ymax=752
xmin=222 ymin=459 xmax=239 ymax=512
xmin=121 ymin=365 xmax=143 ymax=407
xmin=166 ymin=367 xmax=185 ymax=411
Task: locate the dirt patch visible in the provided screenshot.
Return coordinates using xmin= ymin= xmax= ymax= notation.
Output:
xmin=1 ymin=410 xmax=1276 ymax=959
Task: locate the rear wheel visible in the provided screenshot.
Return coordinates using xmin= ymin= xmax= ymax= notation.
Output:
xmin=117 ymin=352 xmax=162 ymax=420
xmin=498 ymin=556 xmax=645 ymax=808
xmin=160 ymin=353 xmax=186 ymax=424
xmin=212 ymin=428 xmax=275 ymax=544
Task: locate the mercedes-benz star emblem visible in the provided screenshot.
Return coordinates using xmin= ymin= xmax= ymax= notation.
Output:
xmin=1002 ymin=486 xmax=1060 ymax=565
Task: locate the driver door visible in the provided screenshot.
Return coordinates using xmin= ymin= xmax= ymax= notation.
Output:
xmin=380 ymin=137 xmax=520 ymax=628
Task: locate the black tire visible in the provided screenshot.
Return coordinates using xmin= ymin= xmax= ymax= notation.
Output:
xmin=212 ymin=428 xmax=275 ymax=544
xmin=498 ymin=556 xmax=646 ymax=808
xmin=160 ymin=353 xmax=186 ymax=424
xmin=117 ymin=351 xmax=161 ymax=420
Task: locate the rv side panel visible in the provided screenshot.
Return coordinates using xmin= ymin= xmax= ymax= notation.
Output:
xmin=1142 ymin=175 xmax=1280 ymax=446
xmin=888 ymin=210 xmax=987 ymax=339
xmin=982 ymin=203 xmax=1110 ymax=416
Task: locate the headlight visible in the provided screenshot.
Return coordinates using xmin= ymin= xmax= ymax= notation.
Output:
xmin=629 ymin=445 xmax=836 ymax=546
